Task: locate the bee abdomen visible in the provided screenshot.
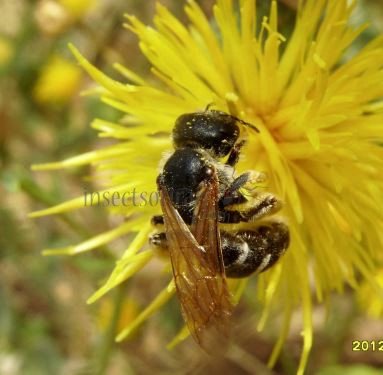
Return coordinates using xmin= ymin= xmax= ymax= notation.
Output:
xmin=221 ymin=222 xmax=289 ymax=278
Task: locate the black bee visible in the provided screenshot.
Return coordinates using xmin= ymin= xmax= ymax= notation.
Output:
xmin=149 ymin=107 xmax=290 ymax=349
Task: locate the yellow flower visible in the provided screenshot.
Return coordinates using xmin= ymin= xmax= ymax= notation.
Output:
xmin=58 ymin=0 xmax=95 ymax=19
xmin=97 ymin=297 xmax=139 ymax=334
xmin=357 ymin=268 xmax=383 ymax=319
xmin=30 ymin=1 xmax=383 ymax=373
xmin=33 ymin=55 xmax=83 ymax=104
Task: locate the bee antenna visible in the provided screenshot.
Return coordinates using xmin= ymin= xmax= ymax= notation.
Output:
xmin=203 ymin=104 xmax=259 ymax=133
xmin=231 ymin=116 xmax=260 ymax=133
xmin=204 ymin=102 xmax=215 ymax=112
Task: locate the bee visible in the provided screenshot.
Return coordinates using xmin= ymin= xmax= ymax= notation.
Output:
xmin=150 ymin=107 xmax=290 ymax=350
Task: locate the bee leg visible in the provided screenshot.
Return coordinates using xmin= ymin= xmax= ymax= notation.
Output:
xmin=240 ymin=194 xmax=282 ymax=221
xmin=219 ymin=173 xmax=251 ymax=208
xmin=225 ymin=172 xmax=250 ymax=195
xmin=219 ymin=194 xmax=282 ymax=223
xmin=151 ymin=215 xmax=164 ymax=226
xmin=221 ymin=222 xmax=289 ymax=278
xmin=219 ymin=194 xmax=247 ymax=208
xmin=226 ymin=140 xmax=246 ymax=166
xmin=149 ymin=232 xmax=168 ymax=249
xmin=220 ymin=170 xmax=268 ymax=208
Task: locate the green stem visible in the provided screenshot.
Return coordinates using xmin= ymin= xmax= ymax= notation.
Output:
xmin=96 ymin=284 xmax=126 ymax=375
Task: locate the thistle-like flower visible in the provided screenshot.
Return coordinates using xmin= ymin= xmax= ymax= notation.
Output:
xmin=30 ymin=1 xmax=383 ymax=373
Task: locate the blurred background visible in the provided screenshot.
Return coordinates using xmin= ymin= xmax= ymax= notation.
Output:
xmin=1 ymin=0 xmax=383 ymax=374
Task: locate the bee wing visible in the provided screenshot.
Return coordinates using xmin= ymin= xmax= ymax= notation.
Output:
xmin=191 ymin=171 xmax=225 ymax=276
xmin=159 ymin=171 xmax=232 ymax=350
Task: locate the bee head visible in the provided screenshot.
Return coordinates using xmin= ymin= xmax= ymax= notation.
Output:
xmin=173 ymin=110 xmax=242 ymax=157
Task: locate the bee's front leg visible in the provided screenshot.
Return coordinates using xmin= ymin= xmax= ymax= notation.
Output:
xmin=219 ymin=172 xmax=252 ymax=209
xmin=219 ymin=170 xmax=267 ymax=208
xmin=226 ymin=140 xmax=246 ymax=166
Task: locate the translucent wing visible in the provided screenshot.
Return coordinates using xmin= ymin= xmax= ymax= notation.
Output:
xmin=159 ymin=170 xmax=233 ymax=350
